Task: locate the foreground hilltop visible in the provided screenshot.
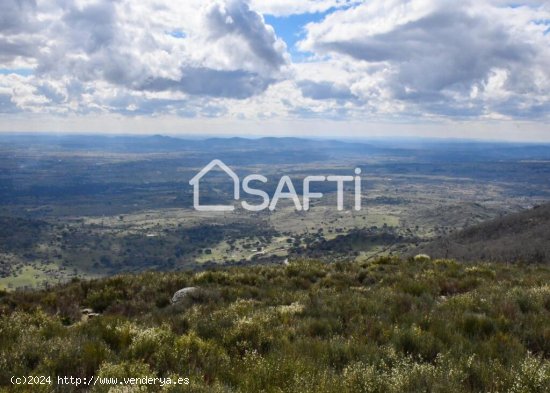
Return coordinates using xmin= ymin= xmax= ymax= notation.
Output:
xmin=1 ymin=257 xmax=549 ymax=392
xmin=413 ymin=203 xmax=550 ymax=263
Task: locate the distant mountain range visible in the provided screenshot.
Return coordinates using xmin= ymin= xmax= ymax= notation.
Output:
xmin=2 ymin=134 xmax=550 ymax=162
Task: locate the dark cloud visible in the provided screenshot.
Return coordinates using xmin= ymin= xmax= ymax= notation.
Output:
xmin=176 ymin=67 xmax=273 ymax=98
xmin=298 ymin=80 xmax=355 ymax=100
xmin=0 ymin=0 xmax=41 ymax=65
xmin=62 ymin=1 xmax=117 ymax=54
xmin=0 ymin=0 xmax=37 ymax=34
xmin=0 ymin=37 xmax=37 ymax=62
xmin=141 ymin=67 xmax=273 ymax=99
xmin=491 ymin=97 xmax=550 ymax=119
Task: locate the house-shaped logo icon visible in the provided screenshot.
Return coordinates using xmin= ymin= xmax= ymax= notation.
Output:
xmin=189 ymin=159 xmax=239 ymax=211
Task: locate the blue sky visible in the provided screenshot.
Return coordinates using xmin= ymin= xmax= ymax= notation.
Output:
xmin=264 ymin=11 xmax=331 ymax=60
xmin=0 ymin=68 xmax=34 ymax=76
xmin=0 ymin=0 xmax=549 ymax=141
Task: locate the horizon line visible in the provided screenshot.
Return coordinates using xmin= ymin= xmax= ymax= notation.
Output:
xmin=1 ymin=130 xmax=550 ymax=145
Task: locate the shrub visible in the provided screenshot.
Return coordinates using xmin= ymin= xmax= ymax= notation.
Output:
xmin=393 ymin=325 xmax=442 ymax=362
xmin=510 ymin=354 xmax=550 ymax=393
xmin=461 ymin=313 xmax=496 ymax=338
xmin=1 ymin=257 xmax=550 ymax=392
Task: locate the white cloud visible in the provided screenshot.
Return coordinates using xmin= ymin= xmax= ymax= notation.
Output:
xmin=249 ymin=0 xmax=357 ymax=17
xmin=298 ymin=0 xmax=550 ymax=119
xmin=0 ymin=0 xmax=290 ymax=113
xmin=0 ymin=0 xmax=549 ymax=135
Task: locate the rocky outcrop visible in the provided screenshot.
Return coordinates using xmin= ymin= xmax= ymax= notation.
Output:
xmin=171 ymin=287 xmax=200 ymax=304
xmin=80 ymin=308 xmax=100 ymax=321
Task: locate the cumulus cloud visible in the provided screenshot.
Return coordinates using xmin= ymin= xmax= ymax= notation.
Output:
xmin=298 ymin=0 xmax=550 ymax=118
xmin=0 ymin=0 xmax=549 ymax=124
xmin=0 ymin=0 xmax=289 ymax=116
xmin=204 ymin=1 xmax=288 ymax=72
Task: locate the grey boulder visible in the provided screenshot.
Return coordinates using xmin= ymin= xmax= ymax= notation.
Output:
xmin=171 ymin=287 xmax=200 ymax=304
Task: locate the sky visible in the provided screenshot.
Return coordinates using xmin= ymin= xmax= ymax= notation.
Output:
xmin=0 ymin=0 xmax=549 ymax=141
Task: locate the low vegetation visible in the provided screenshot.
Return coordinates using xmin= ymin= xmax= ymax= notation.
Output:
xmin=414 ymin=203 xmax=550 ymax=263
xmin=1 ymin=257 xmax=549 ymax=392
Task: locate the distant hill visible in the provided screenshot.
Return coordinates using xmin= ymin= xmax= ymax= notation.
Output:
xmin=412 ymin=203 xmax=550 ymax=263
xmin=2 ymin=134 xmax=550 ymax=162
xmin=400 ymin=202 xmax=503 ymax=235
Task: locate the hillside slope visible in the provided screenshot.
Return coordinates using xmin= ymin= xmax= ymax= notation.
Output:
xmin=412 ymin=203 xmax=550 ymax=263
xmin=1 ymin=257 xmax=549 ymax=392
